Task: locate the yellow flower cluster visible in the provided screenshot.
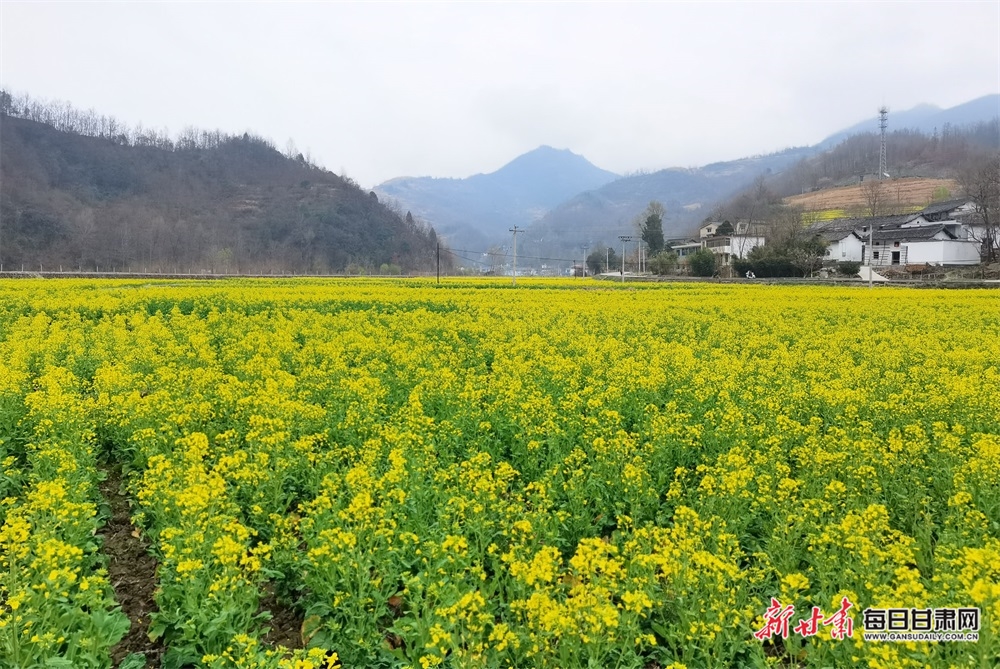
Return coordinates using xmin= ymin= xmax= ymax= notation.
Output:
xmin=0 ymin=366 xmax=128 ymax=665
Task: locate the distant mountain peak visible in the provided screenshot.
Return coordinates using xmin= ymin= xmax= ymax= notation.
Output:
xmin=526 ymin=144 xmax=571 ymax=154
xmin=375 ymin=145 xmax=619 ymax=251
xmin=486 ymin=145 xmax=614 ymax=178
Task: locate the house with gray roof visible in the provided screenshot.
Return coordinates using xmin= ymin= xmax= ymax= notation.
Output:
xmin=808 ymin=200 xmax=981 ymax=266
xmin=919 ymin=198 xmax=978 ymax=223
xmin=817 ymin=228 xmax=866 ymax=262
xmin=869 ymin=224 xmax=977 ymax=266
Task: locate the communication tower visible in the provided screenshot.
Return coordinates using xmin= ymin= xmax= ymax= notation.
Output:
xmin=878 ymin=106 xmax=888 ymax=180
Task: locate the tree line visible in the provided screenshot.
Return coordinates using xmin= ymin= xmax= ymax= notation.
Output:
xmin=0 ymin=88 xmax=322 ymax=165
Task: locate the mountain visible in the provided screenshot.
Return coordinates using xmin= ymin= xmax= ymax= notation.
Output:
xmin=522 ymin=147 xmax=818 ymax=261
xmin=820 ymin=94 xmax=1000 ymax=147
xmin=377 ymin=96 xmax=996 ymax=262
xmin=522 ymin=96 xmax=998 ymax=261
xmin=0 ymin=109 xmax=441 ymax=274
xmin=375 ymin=146 xmax=619 ymax=252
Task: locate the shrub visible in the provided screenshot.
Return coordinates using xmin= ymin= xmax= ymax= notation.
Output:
xmin=649 ymin=251 xmax=679 ymax=275
xmin=837 ymin=261 xmax=862 ymax=276
xmin=689 ymin=249 xmax=716 ymax=277
xmin=734 ymin=246 xmax=798 ymax=278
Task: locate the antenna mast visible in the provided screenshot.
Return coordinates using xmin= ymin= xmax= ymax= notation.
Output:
xmin=878 ymin=106 xmax=888 ymax=180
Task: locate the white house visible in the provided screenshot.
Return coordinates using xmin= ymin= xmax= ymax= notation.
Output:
xmin=669 ymin=240 xmax=703 ymax=259
xmin=703 ymin=233 xmax=766 ymax=265
xmin=699 ymin=222 xmax=721 ymax=239
xmin=811 ymin=203 xmax=984 ymax=266
xmin=820 ymin=229 xmax=866 ymax=262
xmin=900 ymin=199 xmax=994 ymax=257
xmin=870 ymin=225 xmax=980 ymax=266
xmin=807 ymin=215 xmax=916 ymax=264
xmin=919 ymin=198 xmax=978 ymax=224
xmin=695 ymin=220 xmax=766 ymax=265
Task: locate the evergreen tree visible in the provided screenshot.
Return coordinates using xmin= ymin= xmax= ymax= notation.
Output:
xmin=639 ymin=201 xmax=665 ymax=254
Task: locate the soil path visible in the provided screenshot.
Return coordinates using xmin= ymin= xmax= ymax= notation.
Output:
xmin=260 ymin=582 xmax=305 ymax=650
xmin=99 ymin=468 xmax=165 ymax=667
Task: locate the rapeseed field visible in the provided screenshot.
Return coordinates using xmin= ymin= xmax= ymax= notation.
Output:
xmin=0 ymin=278 xmax=997 ymax=668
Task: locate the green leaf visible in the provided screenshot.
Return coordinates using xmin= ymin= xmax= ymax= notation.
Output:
xmin=650 ymin=621 xmax=670 ymax=640
xmin=147 ymin=618 xmax=167 ymax=641
xmin=162 ymin=646 xmax=201 ymax=669
xmin=43 ymin=659 xmax=75 ymax=668
xmin=119 ymin=653 xmax=148 ymax=669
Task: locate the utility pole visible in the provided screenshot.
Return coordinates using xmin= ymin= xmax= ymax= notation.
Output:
xmin=509 ymin=225 xmax=522 ymax=286
xmin=867 ymin=224 xmax=883 ymax=289
xmin=619 ymin=236 xmax=627 ymax=282
xmin=436 ymin=241 xmax=440 ymax=284
xmin=868 ymin=224 xmax=874 ymax=289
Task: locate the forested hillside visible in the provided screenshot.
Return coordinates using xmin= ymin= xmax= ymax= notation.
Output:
xmin=768 ymin=120 xmax=999 ymax=198
xmin=0 ymin=92 xmax=442 ymax=274
xmin=703 ymin=120 xmax=999 ymax=229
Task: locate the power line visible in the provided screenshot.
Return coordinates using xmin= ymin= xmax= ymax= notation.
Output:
xmin=446 ymin=247 xmax=584 ymax=264
xmin=442 ymin=249 xmax=490 ymax=266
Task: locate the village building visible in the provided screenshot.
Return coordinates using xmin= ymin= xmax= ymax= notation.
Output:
xmin=808 ymin=199 xmax=983 ymax=267
xmin=698 ymin=220 xmax=766 ymax=265
xmin=665 ymin=237 xmax=703 ymax=260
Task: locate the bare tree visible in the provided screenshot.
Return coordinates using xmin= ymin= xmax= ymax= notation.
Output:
xmin=720 ymin=174 xmax=782 ymax=258
xmin=485 ymin=244 xmax=507 ymax=275
xmin=765 ymin=206 xmax=806 ymax=248
xmin=861 ymin=178 xmax=886 ymax=218
xmin=959 ymin=153 xmax=1000 ymax=263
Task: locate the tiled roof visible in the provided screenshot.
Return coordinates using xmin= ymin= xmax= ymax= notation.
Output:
xmin=872 ymin=225 xmax=955 ymax=242
xmin=816 ymin=229 xmax=862 ymax=242
xmin=808 ymin=213 xmax=920 ymax=235
xmin=920 ymin=198 xmax=973 ymax=217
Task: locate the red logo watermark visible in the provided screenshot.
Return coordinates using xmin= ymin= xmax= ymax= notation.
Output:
xmin=755 ymin=597 xmax=854 ymax=641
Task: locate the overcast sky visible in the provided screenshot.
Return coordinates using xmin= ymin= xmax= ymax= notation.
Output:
xmin=2 ymin=1 xmax=998 ymax=187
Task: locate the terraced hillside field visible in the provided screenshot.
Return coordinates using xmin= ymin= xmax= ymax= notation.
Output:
xmin=786 ymin=177 xmax=959 ymax=214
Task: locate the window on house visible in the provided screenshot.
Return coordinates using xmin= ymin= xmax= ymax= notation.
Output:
xmin=894 ymin=241 xmax=900 ymax=248
xmin=873 ymin=251 xmax=880 ymax=260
